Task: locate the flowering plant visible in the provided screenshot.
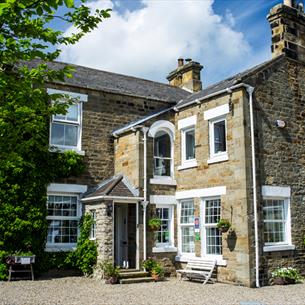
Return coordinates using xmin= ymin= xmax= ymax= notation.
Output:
xmin=271 ymin=267 xmax=303 ymax=283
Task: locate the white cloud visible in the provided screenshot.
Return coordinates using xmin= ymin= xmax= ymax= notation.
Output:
xmin=60 ymin=0 xmax=252 ymax=86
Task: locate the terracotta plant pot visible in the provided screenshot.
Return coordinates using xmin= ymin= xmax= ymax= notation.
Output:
xmin=273 ymin=277 xmax=296 ymax=285
xmin=151 ymin=273 xmax=159 ymax=281
xmin=105 ymin=277 xmax=118 ymax=284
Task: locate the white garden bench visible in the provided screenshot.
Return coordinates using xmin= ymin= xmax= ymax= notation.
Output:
xmin=176 ymin=258 xmax=216 ymax=285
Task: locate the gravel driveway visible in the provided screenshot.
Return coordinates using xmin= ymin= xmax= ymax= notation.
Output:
xmin=1 ymin=277 xmax=305 ymax=305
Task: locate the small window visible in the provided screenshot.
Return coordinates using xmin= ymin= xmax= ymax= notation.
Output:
xmin=209 ymin=116 xmax=228 ymax=163
xmin=46 ymin=195 xmax=80 ymax=246
xmin=263 ymin=199 xmax=289 ymax=245
xmin=90 ymin=210 xmax=96 ymax=240
xmin=50 ymin=102 xmax=82 ymax=150
xmin=182 ymin=127 xmax=195 ymax=162
xmin=179 ymin=200 xmax=195 ymax=254
xmin=155 ymin=207 xmax=171 ymax=246
xmin=154 ymin=131 xmax=172 ymax=177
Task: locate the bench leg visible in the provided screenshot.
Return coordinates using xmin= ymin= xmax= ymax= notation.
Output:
xmin=8 ymin=266 xmax=12 ymax=282
xmin=30 ymin=264 xmax=34 ymax=281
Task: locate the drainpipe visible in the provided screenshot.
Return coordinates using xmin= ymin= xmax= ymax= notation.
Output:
xmin=246 ymin=86 xmax=260 ymax=288
xmin=141 ymin=127 xmax=149 ymax=262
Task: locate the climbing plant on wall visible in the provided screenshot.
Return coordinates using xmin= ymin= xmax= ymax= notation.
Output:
xmin=0 ymin=0 xmax=110 ymax=279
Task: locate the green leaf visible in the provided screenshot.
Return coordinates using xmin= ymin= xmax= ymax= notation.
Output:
xmin=64 ymin=0 xmax=74 ymax=8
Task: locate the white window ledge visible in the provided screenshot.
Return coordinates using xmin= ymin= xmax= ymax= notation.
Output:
xmin=153 ymin=246 xmax=177 ymax=253
xmin=49 ymin=146 xmax=85 ymax=156
xmin=177 ymin=160 xmax=198 ymax=171
xmin=175 ymin=255 xmax=227 ymax=266
xmin=207 ymin=154 xmax=228 ymax=164
xmin=263 ymin=245 xmax=295 ymax=252
xmin=150 ymin=177 xmax=177 ymax=186
xmin=45 ymin=244 xmax=77 ymax=252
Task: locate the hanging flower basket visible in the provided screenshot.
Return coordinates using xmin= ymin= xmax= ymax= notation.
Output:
xmin=148 ymin=218 xmax=161 ymax=231
xmin=217 ymin=219 xmax=231 ymax=233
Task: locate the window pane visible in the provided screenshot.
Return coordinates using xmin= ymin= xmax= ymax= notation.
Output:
xmin=154 ymin=132 xmax=171 ymax=158
xmin=51 ymin=123 xmax=78 ymax=147
xmin=66 ymin=104 xmax=79 ymax=121
xmin=154 ymin=158 xmax=171 ymax=176
xmin=206 ymin=227 xmax=222 ymax=255
xmin=185 ymin=129 xmax=195 ymax=160
xmin=214 ymin=120 xmax=226 ymax=153
xmin=51 ymin=123 xmax=64 ymax=145
xmin=47 ymin=219 xmax=78 ymax=244
xmin=263 ymin=199 xmax=286 ymax=244
xmin=155 ymin=207 xmax=170 ymax=245
xmin=47 ymin=196 xmax=78 ymax=217
xmin=65 ymin=124 xmax=78 ymax=146
xmin=205 ymin=199 xmax=221 ymax=224
xmin=181 ymin=227 xmax=195 ymax=253
xmin=54 ymin=103 xmax=79 ymax=122
xmin=180 ymin=200 xmax=194 ymax=224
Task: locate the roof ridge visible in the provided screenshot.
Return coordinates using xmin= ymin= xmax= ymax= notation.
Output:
xmin=50 ymin=59 xmax=190 ymax=93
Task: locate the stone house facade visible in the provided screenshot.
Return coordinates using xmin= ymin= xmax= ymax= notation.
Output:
xmin=46 ymin=0 xmax=305 ymax=287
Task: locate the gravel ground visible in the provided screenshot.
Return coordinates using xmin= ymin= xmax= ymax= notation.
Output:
xmin=1 ymin=277 xmax=305 ymax=305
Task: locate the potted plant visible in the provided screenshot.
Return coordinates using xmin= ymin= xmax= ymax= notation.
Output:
xmin=142 ymin=257 xmax=158 ymax=273
xmin=151 ymin=264 xmax=164 ymax=281
xmin=148 ymin=217 xmax=161 ymax=231
xmin=100 ymin=261 xmax=120 ymax=284
xmin=217 ymin=219 xmax=231 ymax=233
xmin=271 ymin=267 xmax=303 ymax=285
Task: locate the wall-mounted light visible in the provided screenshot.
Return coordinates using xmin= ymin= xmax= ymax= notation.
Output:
xmin=275 ymin=120 xmax=286 ymax=128
xmin=107 ymin=202 xmax=113 ymax=217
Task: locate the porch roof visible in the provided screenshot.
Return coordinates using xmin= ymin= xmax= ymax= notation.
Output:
xmin=82 ymin=174 xmax=142 ymax=202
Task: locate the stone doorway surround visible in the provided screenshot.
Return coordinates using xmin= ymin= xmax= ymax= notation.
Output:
xmin=81 ymin=174 xmax=143 ymax=269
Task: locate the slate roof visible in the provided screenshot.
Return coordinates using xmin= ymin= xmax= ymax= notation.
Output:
xmin=26 ymin=59 xmax=190 ymax=103
xmin=112 ymin=55 xmax=286 ymax=135
xmin=83 ymin=175 xmax=138 ymax=200
xmin=176 ymin=55 xmax=285 ymax=108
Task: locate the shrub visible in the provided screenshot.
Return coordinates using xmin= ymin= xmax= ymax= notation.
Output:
xmin=66 ymin=214 xmax=97 ymax=276
xmin=100 ymin=261 xmax=120 ymax=279
xmin=142 ymin=257 xmax=158 ymax=274
xmin=271 ymin=267 xmax=303 ymax=283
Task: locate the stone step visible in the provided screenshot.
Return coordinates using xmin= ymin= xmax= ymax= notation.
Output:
xmin=120 ymin=277 xmax=154 ymax=284
xmin=119 ymin=268 xmax=140 ymax=273
xmin=119 ymin=271 xmax=149 ymax=279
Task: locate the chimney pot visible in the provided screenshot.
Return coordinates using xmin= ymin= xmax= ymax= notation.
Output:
xmin=284 ymin=0 xmax=294 ymax=7
xmin=185 ymin=58 xmax=192 ymax=63
xmin=178 ymin=58 xmax=184 ymax=67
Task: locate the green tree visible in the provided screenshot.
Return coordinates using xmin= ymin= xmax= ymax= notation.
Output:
xmin=0 ymin=0 xmax=110 ymax=279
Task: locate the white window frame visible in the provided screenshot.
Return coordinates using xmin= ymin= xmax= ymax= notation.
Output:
xmin=178 ymin=115 xmax=197 ymax=170
xmin=153 ymin=205 xmax=176 ymax=252
xmin=262 ymin=185 xmax=294 ymax=252
xmin=208 ymin=116 xmax=228 ymax=164
xmin=89 ymin=209 xmax=97 ymax=240
xmin=46 ymin=193 xmax=81 ymax=251
xmin=201 ymin=197 xmax=223 ymax=260
xmin=177 ymin=199 xmax=195 ymax=260
xmin=149 ymin=120 xmax=176 ymax=185
xmin=48 ymin=88 xmax=87 ymax=155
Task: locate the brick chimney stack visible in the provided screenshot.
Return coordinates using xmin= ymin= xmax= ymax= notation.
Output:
xmin=167 ymin=58 xmax=203 ymax=93
xmin=267 ymin=0 xmax=305 ymax=61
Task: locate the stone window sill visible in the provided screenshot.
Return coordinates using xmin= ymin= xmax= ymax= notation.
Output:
xmin=45 ymin=244 xmax=77 ymax=252
xmin=150 ymin=177 xmax=177 ymax=186
xmin=177 ymin=160 xmax=198 ymax=171
xmin=153 ymin=246 xmax=177 ymax=253
xmin=207 ymin=153 xmax=228 ymax=164
xmin=263 ymin=245 xmax=295 ymax=252
xmin=49 ymin=146 xmax=85 ymax=156
xmin=175 ymin=255 xmax=227 ymax=266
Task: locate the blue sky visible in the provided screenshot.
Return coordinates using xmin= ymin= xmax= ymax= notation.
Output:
xmin=56 ymin=0 xmax=281 ymax=87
